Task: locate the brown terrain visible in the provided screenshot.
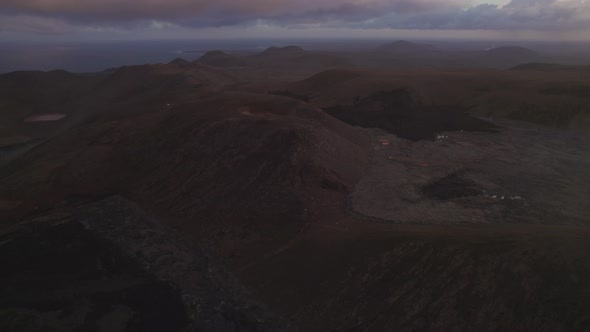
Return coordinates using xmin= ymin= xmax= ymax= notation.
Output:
xmin=1 ymin=43 xmax=590 ymax=331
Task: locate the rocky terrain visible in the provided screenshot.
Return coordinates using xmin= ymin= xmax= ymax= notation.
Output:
xmin=1 ymin=196 xmax=288 ymax=331
xmin=1 ymin=45 xmax=590 ymax=331
xmin=351 ymin=120 xmax=590 ymax=225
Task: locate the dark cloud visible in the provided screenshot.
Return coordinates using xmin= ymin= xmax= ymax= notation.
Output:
xmin=0 ymin=0 xmax=588 ymax=33
xmin=175 ymin=3 xmax=391 ymax=28
xmin=0 ymin=15 xmax=75 ymax=34
xmin=0 ymin=0 xmax=456 ymax=22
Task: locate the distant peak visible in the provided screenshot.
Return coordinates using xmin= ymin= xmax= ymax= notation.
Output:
xmin=260 ymin=46 xmax=305 ymax=56
xmin=169 ymin=58 xmax=190 ymax=65
xmin=196 ymin=50 xmax=246 ymax=67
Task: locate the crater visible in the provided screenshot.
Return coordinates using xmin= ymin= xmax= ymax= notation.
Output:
xmin=422 ymin=173 xmax=482 ymax=200
xmin=324 ymin=89 xmax=498 ymax=141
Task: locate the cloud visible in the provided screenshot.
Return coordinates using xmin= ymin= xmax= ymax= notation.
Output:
xmin=0 ymin=0 xmax=465 ymax=22
xmin=349 ymin=0 xmax=590 ymax=30
xmin=0 ymin=0 xmax=588 ymax=34
xmin=0 ymin=15 xmax=75 ymax=34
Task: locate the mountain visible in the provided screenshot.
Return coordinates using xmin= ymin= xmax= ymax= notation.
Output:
xmin=1 ymin=48 xmax=590 ymax=331
xmin=249 ymin=46 xmax=351 ymax=69
xmin=196 ymin=50 xmax=247 ymax=68
xmin=168 ymin=57 xmax=190 ymax=66
xmin=257 ymin=45 xmax=305 ymax=57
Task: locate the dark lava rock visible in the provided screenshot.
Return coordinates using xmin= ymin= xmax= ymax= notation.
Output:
xmin=0 ymin=212 xmax=188 ymax=332
xmin=422 ymin=172 xmax=482 ymax=200
xmin=324 ymin=89 xmax=498 ymax=141
xmin=0 ymin=196 xmax=290 ymax=332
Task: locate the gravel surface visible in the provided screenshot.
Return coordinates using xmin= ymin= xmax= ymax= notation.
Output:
xmin=349 ymin=119 xmax=590 ymax=225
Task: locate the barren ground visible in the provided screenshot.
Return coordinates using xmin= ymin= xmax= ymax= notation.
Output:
xmin=1 ymin=56 xmax=589 ymax=331
xmin=350 ymin=120 xmax=590 ymax=225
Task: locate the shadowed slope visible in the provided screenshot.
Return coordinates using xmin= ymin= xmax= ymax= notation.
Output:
xmin=323 ymin=89 xmax=498 ymax=141
xmin=0 ymin=90 xmax=369 ymax=258
xmin=285 ymin=68 xmax=590 ymax=129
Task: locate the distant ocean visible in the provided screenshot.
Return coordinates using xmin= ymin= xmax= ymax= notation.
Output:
xmin=4 ymin=39 xmax=586 ymax=74
xmin=0 ymin=39 xmax=300 ymax=74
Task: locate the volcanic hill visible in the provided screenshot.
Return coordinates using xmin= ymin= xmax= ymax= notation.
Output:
xmin=1 ymin=49 xmax=590 ymax=331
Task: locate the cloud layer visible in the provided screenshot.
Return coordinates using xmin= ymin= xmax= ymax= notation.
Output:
xmin=1 ymin=0 xmax=589 ymax=36
xmin=354 ymin=0 xmax=590 ymax=30
xmin=0 ymin=0 xmax=464 ymax=21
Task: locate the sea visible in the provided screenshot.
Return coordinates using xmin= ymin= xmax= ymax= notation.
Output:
xmin=2 ymin=39 xmax=589 ymax=74
xmin=0 ymin=39 xmax=261 ymax=74
xmin=0 ymin=38 xmax=378 ymax=74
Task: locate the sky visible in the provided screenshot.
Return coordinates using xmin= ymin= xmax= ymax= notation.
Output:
xmin=1 ymin=0 xmax=589 ymax=41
